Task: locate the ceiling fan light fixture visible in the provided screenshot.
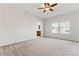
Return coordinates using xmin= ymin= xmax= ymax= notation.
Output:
xmin=38 ymin=3 xmax=57 ymax=13
xmin=45 ymin=8 xmax=50 ymax=11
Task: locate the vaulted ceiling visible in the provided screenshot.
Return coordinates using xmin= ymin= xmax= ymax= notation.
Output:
xmin=1 ymin=3 xmax=79 ymax=19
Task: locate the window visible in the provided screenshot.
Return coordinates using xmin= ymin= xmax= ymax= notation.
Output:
xmin=51 ymin=21 xmax=70 ymax=34
xmin=51 ymin=23 xmax=58 ymax=33
xmin=60 ymin=21 xmax=70 ymax=34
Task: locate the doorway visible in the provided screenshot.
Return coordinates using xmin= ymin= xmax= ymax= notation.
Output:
xmin=36 ymin=22 xmax=41 ymax=37
xmin=37 ymin=31 xmax=41 ymax=37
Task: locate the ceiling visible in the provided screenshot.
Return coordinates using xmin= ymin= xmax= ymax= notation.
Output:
xmin=1 ymin=3 xmax=79 ymax=19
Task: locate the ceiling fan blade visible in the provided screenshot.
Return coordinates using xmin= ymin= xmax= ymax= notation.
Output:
xmin=49 ymin=9 xmax=54 ymax=11
xmin=44 ymin=3 xmax=47 ymax=7
xmin=50 ymin=3 xmax=57 ymax=7
xmin=38 ymin=7 xmax=44 ymax=9
xmin=43 ymin=10 xmax=46 ymax=13
xmin=44 ymin=3 xmax=50 ymax=7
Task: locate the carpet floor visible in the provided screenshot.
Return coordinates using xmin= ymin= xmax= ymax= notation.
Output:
xmin=0 ymin=37 xmax=79 ymax=56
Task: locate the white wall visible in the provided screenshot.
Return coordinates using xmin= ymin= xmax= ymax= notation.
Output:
xmin=0 ymin=5 xmax=43 ymax=46
xmin=44 ymin=11 xmax=79 ymax=41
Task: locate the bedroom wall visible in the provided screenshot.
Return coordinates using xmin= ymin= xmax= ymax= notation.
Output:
xmin=44 ymin=11 xmax=79 ymax=42
xmin=0 ymin=5 xmax=43 ymax=46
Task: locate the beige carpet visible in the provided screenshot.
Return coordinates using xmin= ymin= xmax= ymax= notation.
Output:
xmin=0 ymin=37 xmax=79 ymax=56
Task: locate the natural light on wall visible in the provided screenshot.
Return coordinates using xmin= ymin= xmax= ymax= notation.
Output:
xmin=37 ymin=22 xmax=41 ymax=31
xmin=51 ymin=21 xmax=70 ymax=34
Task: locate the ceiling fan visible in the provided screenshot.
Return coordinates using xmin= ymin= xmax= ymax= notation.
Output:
xmin=38 ymin=3 xmax=57 ymax=13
